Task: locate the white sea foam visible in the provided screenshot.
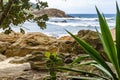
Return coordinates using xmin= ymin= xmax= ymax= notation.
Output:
xmin=47 ymin=21 xmax=114 ymax=27
xmin=49 ymin=17 xmax=114 ymax=21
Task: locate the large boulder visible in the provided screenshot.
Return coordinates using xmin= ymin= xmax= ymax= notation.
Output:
xmin=75 ymin=30 xmax=104 ymax=54
xmin=5 ymin=32 xmax=59 ymax=57
xmin=58 ymin=30 xmax=108 ymax=61
xmin=32 ymin=8 xmax=70 ymax=17
xmin=58 ymin=30 xmax=102 ymax=54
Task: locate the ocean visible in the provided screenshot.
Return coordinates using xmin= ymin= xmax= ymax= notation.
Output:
xmin=5 ymin=14 xmax=116 ymax=38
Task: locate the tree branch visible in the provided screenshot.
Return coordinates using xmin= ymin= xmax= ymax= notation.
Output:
xmin=0 ymin=0 xmax=13 ymax=27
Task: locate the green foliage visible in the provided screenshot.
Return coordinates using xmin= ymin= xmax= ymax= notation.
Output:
xmin=59 ymin=2 xmax=120 ymax=80
xmin=0 ymin=0 xmax=48 ymax=33
xmin=45 ymin=52 xmax=63 ymax=80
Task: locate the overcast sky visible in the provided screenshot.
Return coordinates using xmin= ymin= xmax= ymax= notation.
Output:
xmin=30 ymin=0 xmax=120 ymax=14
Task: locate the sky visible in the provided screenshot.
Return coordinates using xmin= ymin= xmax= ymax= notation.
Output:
xmin=30 ymin=0 xmax=120 ymax=14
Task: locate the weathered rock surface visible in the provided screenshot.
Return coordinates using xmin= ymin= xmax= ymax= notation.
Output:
xmin=58 ymin=30 xmax=108 ymax=61
xmin=58 ymin=36 xmax=74 ymax=41
xmin=32 ymin=8 xmax=70 ymax=17
xmin=0 ymin=57 xmax=48 ymax=80
xmin=0 ymin=32 xmax=22 ymax=43
xmin=0 ymin=32 xmax=23 ymax=55
xmin=0 ymin=30 xmax=106 ymax=59
xmin=58 ymin=30 xmax=103 ymax=54
xmin=76 ymin=30 xmax=108 ymax=60
xmin=5 ymin=32 xmax=59 ymax=57
xmin=0 ymin=56 xmax=109 ymax=80
xmin=0 ymin=54 xmax=6 ymax=61
xmin=0 ymin=41 xmax=11 ymax=54
xmin=76 ymin=30 xmax=103 ymax=54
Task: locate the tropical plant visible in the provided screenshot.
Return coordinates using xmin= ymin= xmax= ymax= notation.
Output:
xmin=0 ymin=0 xmax=48 ymax=34
xmin=58 ymin=2 xmax=120 ymax=80
xmin=45 ymin=52 xmax=63 ymax=80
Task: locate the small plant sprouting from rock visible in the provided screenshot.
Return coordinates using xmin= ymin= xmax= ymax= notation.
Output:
xmin=45 ymin=52 xmax=63 ymax=80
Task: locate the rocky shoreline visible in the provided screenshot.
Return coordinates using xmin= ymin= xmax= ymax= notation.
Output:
xmin=0 ymin=30 xmax=105 ymax=57
xmin=0 ymin=29 xmax=115 ymax=80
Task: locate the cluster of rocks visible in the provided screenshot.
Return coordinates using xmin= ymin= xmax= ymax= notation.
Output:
xmin=0 ymin=29 xmax=115 ymax=79
xmin=0 ymin=30 xmax=105 ymax=57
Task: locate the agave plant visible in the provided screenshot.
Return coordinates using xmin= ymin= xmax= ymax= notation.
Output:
xmin=58 ymin=2 xmax=120 ymax=80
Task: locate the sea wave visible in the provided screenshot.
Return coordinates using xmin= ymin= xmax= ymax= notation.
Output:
xmin=47 ymin=21 xmax=114 ymax=27
xmin=49 ymin=17 xmax=115 ymax=22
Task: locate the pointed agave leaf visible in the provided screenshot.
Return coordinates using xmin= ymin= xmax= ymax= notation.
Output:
xmin=67 ymin=76 xmax=103 ymax=80
xmin=96 ymin=7 xmax=117 ymax=63
xmin=66 ymin=30 xmax=115 ymax=79
xmin=79 ymin=60 xmax=97 ymax=66
xmin=58 ymin=67 xmax=108 ymax=80
xmin=71 ymin=55 xmax=90 ymax=66
xmin=91 ymin=64 xmax=112 ymax=78
xmin=116 ymin=2 xmax=120 ymax=68
xmin=96 ymin=7 xmax=120 ymax=79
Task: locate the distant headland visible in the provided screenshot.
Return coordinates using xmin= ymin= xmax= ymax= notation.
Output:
xmin=32 ymin=8 xmax=71 ymax=17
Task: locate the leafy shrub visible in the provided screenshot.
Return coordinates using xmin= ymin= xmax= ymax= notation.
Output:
xmin=0 ymin=0 xmax=48 ymax=34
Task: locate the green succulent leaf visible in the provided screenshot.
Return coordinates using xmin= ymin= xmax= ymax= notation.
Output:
xmin=66 ymin=30 xmax=115 ymax=78
xmin=58 ymin=67 xmax=108 ymax=80
xmin=71 ymin=55 xmax=90 ymax=66
xmin=96 ymin=6 xmax=120 ymax=79
xmin=116 ymin=2 xmax=120 ymax=68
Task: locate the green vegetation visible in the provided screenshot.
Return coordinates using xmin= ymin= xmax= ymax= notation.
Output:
xmin=58 ymin=2 xmax=120 ymax=80
xmin=45 ymin=52 xmax=63 ymax=80
xmin=0 ymin=0 xmax=48 ymax=34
